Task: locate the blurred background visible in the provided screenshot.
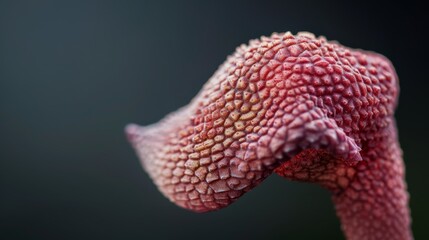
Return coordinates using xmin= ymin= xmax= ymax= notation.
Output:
xmin=1 ymin=0 xmax=427 ymax=239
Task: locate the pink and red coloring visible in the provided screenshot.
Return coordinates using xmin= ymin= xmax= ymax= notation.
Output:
xmin=126 ymin=32 xmax=412 ymax=240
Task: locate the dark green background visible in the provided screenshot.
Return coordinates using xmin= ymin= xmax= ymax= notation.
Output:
xmin=1 ymin=0 xmax=427 ymax=239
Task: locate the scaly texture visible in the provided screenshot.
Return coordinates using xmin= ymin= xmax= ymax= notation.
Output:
xmin=126 ymin=32 xmax=412 ymax=240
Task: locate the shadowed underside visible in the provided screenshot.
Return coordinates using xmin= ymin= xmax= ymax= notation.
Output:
xmin=126 ymin=32 xmax=412 ymax=240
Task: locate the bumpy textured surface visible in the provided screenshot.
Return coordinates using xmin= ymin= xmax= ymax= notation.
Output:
xmin=126 ymin=32 xmax=412 ymax=240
